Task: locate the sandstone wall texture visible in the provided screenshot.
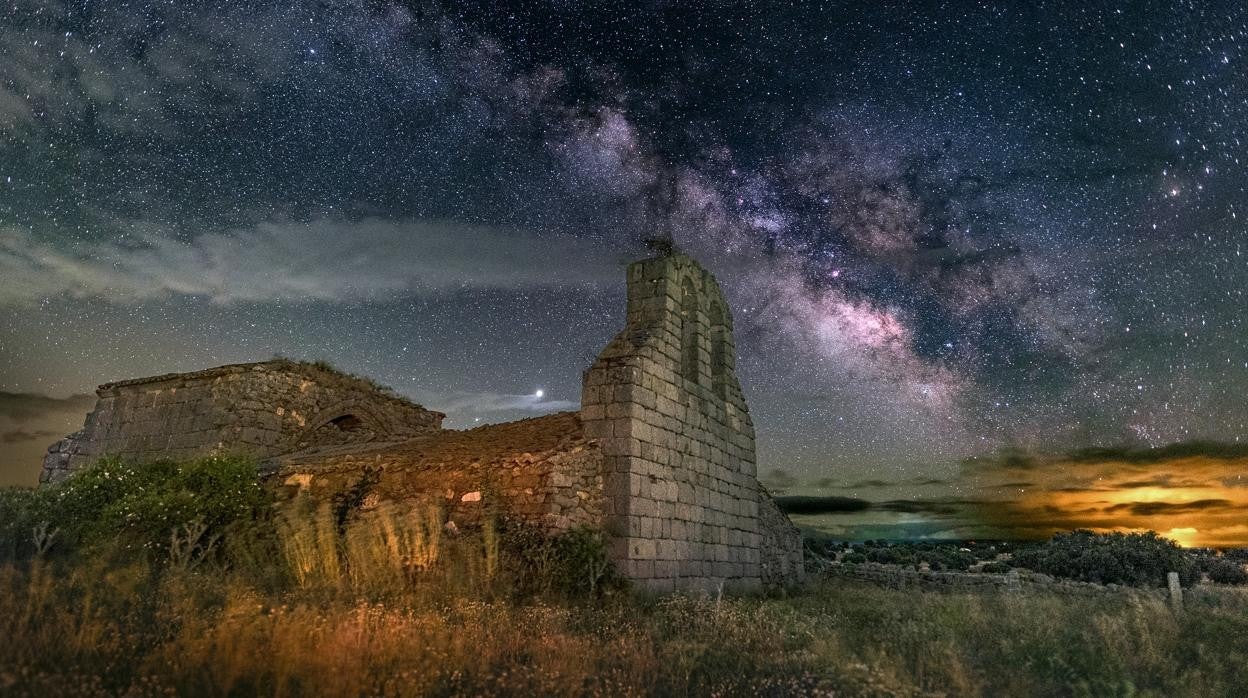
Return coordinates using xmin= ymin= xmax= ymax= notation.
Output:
xmin=582 ymin=253 xmax=804 ymax=592
xmin=270 ymin=412 xmax=603 ymax=533
xmin=41 ymin=360 xmax=444 ymax=483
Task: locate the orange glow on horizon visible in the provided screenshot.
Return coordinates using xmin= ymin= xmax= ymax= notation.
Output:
xmin=969 ymin=454 xmax=1248 ymax=547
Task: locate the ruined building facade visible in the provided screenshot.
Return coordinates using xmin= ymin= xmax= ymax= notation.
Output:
xmin=43 ymin=253 xmax=803 ymax=591
xmin=42 ymin=361 xmax=444 ymax=484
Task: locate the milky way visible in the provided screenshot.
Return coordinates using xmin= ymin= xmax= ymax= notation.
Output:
xmin=1 ymin=1 xmax=1246 ymax=493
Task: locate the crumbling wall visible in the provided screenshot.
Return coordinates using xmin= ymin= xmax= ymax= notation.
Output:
xmin=41 ymin=360 xmax=443 ymax=483
xmin=271 ymin=412 xmax=603 ymax=533
xmin=582 ymin=252 xmax=803 ymax=592
xmin=758 ymin=490 xmax=805 ymax=588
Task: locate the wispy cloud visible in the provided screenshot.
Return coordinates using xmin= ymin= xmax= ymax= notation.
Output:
xmin=959 ymin=442 xmax=1248 ymax=546
xmin=774 ymin=495 xmax=872 ymax=515
xmin=433 ymin=390 xmax=578 ymax=415
xmin=0 ymin=392 xmax=95 ymax=422
xmin=783 ymin=442 xmax=1248 ymax=547
xmin=1 ymin=428 xmax=60 ymax=444
xmin=0 ymin=219 xmax=618 ymax=306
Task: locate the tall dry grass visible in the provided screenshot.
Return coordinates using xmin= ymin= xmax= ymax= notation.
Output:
xmin=2 ymin=546 xmax=1247 ymax=697
xmin=2 ymin=491 xmax=1246 ymax=696
xmin=275 ymin=501 xmax=449 ymax=595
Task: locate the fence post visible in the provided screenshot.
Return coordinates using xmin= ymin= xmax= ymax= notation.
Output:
xmin=1167 ymin=571 xmax=1183 ymax=612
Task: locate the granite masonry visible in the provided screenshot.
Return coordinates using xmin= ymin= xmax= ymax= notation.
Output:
xmin=272 ymin=411 xmax=605 ymax=534
xmin=43 ymin=252 xmax=804 ymax=591
xmin=41 ymin=361 xmax=444 ymax=484
xmin=582 ymin=253 xmax=801 ymax=592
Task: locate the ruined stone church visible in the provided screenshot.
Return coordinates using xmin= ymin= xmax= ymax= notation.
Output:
xmin=43 ymin=253 xmax=804 ymax=591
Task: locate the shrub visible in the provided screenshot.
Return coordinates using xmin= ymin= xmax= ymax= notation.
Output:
xmin=924 ymin=549 xmax=976 ymax=571
xmin=0 ymin=486 xmax=51 ymax=561
xmin=979 ymin=561 xmax=1012 ymax=574
xmin=497 ymin=522 xmax=620 ymax=597
xmin=1222 ymin=548 xmax=1248 ymax=563
xmin=1012 ymin=530 xmax=1193 ymax=587
xmin=864 ymin=546 xmax=916 ymax=567
xmin=1204 ymin=557 xmax=1248 ymax=585
xmin=1 ymin=456 xmax=272 ymax=565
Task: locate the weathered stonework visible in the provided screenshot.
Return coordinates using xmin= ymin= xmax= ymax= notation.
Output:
xmin=582 ymin=252 xmax=803 ymax=592
xmin=271 ymin=411 xmax=603 ymax=533
xmin=758 ymin=490 xmax=805 ymax=588
xmin=41 ymin=360 xmax=444 ymax=484
xmin=43 ymin=252 xmax=804 ymax=592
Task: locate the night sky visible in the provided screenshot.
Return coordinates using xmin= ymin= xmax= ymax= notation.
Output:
xmin=2 ymin=2 xmax=1246 ymax=541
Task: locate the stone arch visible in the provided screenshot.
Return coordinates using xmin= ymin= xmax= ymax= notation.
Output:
xmin=680 ymin=275 xmax=701 ymax=385
xmin=327 ymin=414 xmax=363 ymax=431
xmin=291 ymin=400 xmax=393 ymax=449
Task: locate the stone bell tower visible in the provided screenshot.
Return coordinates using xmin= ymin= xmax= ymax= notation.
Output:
xmin=581 ymin=252 xmax=802 ymax=592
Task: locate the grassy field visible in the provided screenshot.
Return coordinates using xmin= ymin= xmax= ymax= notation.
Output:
xmin=4 ymin=458 xmax=1247 ymax=696
xmin=3 ymin=558 xmax=1247 ymax=697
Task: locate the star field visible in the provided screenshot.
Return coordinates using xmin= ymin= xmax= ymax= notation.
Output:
xmin=1 ymin=1 xmax=1246 ymax=497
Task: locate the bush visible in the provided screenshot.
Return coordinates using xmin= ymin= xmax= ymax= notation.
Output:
xmin=0 ymin=456 xmax=272 ymax=565
xmin=925 ymin=549 xmax=976 ymax=571
xmin=497 ymin=522 xmax=620 ymax=597
xmin=864 ymin=546 xmax=915 ymax=567
xmin=1012 ymin=530 xmax=1193 ymax=587
xmin=0 ymin=486 xmax=49 ymax=561
xmin=1222 ymin=548 xmax=1248 ymax=563
xmin=979 ymin=561 xmax=1012 ymax=574
xmin=1203 ymin=557 xmax=1248 ymax=585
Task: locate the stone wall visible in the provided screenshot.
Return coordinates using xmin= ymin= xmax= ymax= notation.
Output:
xmin=582 ymin=252 xmax=803 ymax=592
xmin=271 ymin=412 xmax=603 ymax=534
xmin=41 ymin=360 xmax=444 ymax=483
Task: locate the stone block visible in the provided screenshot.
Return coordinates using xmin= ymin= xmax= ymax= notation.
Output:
xmin=632 ymin=497 xmax=657 ymax=518
xmin=631 ymin=539 xmax=656 ymax=560
xmin=603 ymin=474 xmax=630 ymax=501
xmin=627 ymin=559 xmax=654 ymax=578
xmin=599 ymin=437 xmax=642 ymax=457
xmin=654 ymin=560 xmax=676 ymax=578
